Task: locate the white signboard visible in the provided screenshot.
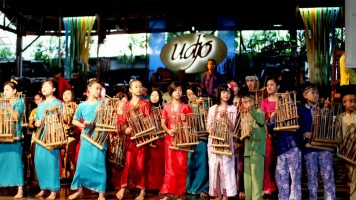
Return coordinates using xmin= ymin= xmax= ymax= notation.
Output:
xmin=160 ymin=33 xmax=227 ymax=73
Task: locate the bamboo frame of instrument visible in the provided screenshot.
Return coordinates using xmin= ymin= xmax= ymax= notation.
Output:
xmin=254 ymin=89 xmax=266 ymax=109
xmin=274 ymin=91 xmax=299 ymax=131
xmin=19 ymin=93 xmax=28 ymax=127
xmin=108 ymin=135 xmax=126 ymax=169
xmin=337 ymin=125 xmax=356 ymax=166
xmin=209 ymin=113 xmax=233 ymax=156
xmin=307 ymin=101 xmax=342 ymax=152
xmin=63 ymin=102 xmax=78 ymax=132
xmin=191 ymin=97 xmax=211 ymax=139
xmin=126 ymin=103 xmax=159 ymax=147
xmin=239 ymin=107 xmax=252 ymax=141
xmin=0 ymin=98 xmax=17 ymax=142
xmin=82 ymin=100 xmax=118 ymax=150
xmin=151 ymin=106 xmax=165 ymax=138
xmin=232 ymin=110 xmax=241 ymax=139
xmin=33 ymin=106 xmax=66 ymax=151
xmin=169 ymin=113 xmax=199 ymax=152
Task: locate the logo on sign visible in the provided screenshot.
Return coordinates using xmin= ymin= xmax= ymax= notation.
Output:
xmin=160 ymin=33 xmax=227 ymax=73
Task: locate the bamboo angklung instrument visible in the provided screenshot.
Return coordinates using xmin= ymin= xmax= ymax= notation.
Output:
xmin=306 ymin=101 xmax=342 ymax=151
xmin=337 ymin=124 xmax=356 ymax=166
xmin=33 ymin=106 xmax=67 ymax=151
xmin=239 ymin=106 xmax=253 ymax=141
xmin=0 ymin=97 xmax=17 ymax=142
xmin=126 ymin=103 xmax=158 ymax=147
xmin=188 ymin=97 xmax=212 ymax=140
xmin=151 ymin=105 xmax=165 ymax=138
xmin=169 ymin=113 xmax=199 ymax=152
xmin=273 ymin=91 xmax=299 ymax=132
xmin=81 ymin=99 xmax=118 ymax=150
xmin=209 ymin=111 xmax=234 ymax=156
xmin=18 ymin=93 xmax=28 ymax=128
xmin=109 ymin=133 xmax=126 ymax=169
xmin=63 ymin=101 xmax=78 ymax=135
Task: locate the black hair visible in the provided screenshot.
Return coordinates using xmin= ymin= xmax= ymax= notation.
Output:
xmin=239 ymin=87 xmax=255 ymax=100
xmin=215 ymin=84 xmax=234 ymax=105
xmin=115 ymin=91 xmax=131 ymax=101
xmin=63 ymin=88 xmax=76 ymax=102
xmin=149 ymin=88 xmax=163 ymax=107
xmin=4 ymin=80 xmax=19 ymax=93
xmin=168 ymin=81 xmax=182 ymax=96
xmin=41 ymin=79 xmax=59 ymax=99
xmin=187 ymin=83 xmax=202 ymax=97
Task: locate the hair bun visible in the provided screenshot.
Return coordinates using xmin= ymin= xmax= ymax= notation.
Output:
xmin=10 ymin=79 xmax=18 ymax=85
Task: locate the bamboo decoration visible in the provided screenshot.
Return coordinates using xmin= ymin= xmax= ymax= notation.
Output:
xmin=337 ymin=124 xmax=356 ymax=166
xmin=81 ymin=99 xmax=118 ymax=150
xmin=209 ymin=112 xmax=234 ymax=156
xmin=126 ymin=103 xmax=158 ymax=147
xmin=0 ymin=98 xmax=17 ymax=142
xmin=273 ymin=91 xmax=299 ymax=132
xmin=299 ymin=7 xmax=340 ymax=85
xmin=62 ymin=16 xmax=96 ymax=79
xmin=169 ymin=113 xmax=199 ymax=152
xmin=306 ymin=101 xmax=342 ymax=152
xmin=108 ymin=134 xmax=126 ymax=169
xmin=33 ymin=106 xmax=67 ymax=151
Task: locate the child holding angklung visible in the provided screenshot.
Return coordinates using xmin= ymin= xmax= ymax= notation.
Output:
xmin=0 ymin=80 xmax=25 ymax=199
xmin=62 ymin=89 xmax=79 ymax=179
xmin=206 ymin=84 xmax=237 ymax=200
xmin=261 ymin=78 xmax=302 ymax=200
xmin=34 ymin=79 xmax=63 ymax=200
xmin=335 ymin=91 xmax=356 ymax=199
xmin=109 ymin=91 xmax=130 ymax=190
xmin=297 ymin=83 xmax=336 ymax=200
xmin=160 ymin=81 xmax=192 ymax=200
xmin=116 ymin=79 xmax=151 ymax=200
xmin=68 ymin=78 xmax=107 ymax=200
xmin=240 ymin=89 xmax=266 ymax=200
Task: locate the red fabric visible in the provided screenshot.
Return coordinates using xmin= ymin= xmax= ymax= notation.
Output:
xmin=261 ymin=98 xmax=277 ymax=194
xmin=159 ymin=102 xmax=192 ymax=196
xmin=263 ymin=136 xmax=277 ymax=194
xmin=120 ymin=99 xmax=151 ymax=189
xmin=57 ymin=77 xmax=71 ymax=100
xmin=111 ymin=167 xmax=123 ymax=190
xmin=160 ymin=134 xmax=188 ymax=195
xmin=145 ymin=138 xmax=165 ymax=190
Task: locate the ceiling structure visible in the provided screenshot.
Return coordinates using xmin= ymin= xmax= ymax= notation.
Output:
xmin=0 ymin=0 xmax=345 ymax=37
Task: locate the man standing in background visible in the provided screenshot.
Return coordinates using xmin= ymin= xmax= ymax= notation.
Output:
xmin=200 ymin=58 xmax=224 ymax=102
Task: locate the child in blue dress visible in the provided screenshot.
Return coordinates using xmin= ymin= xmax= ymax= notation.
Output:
xmin=34 ymin=79 xmax=63 ymax=200
xmin=68 ymin=78 xmax=106 ymax=200
xmin=0 ymin=80 xmax=25 ymax=199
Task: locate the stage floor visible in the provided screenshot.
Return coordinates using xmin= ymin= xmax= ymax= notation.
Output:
xmin=0 ymin=181 xmax=351 ymax=200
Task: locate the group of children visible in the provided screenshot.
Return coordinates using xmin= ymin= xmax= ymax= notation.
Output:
xmin=0 ymin=74 xmax=355 ymax=200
